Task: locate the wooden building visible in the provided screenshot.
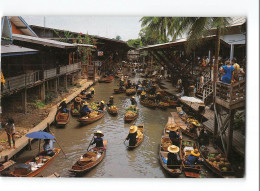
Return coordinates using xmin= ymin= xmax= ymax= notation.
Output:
xmin=29 ymin=25 xmax=131 ymax=79
xmin=1 ymin=16 xmax=92 ymax=114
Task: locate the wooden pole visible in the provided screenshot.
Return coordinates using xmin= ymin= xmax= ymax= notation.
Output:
xmin=227 ymin=109 xmax=235 ymax=159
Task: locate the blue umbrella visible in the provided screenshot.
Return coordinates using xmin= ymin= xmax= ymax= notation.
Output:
xmin=26 ymin=130 xmax=55 ymax=139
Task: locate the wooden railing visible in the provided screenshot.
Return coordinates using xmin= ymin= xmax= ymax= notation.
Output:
xmin=2 ymin=63 xmax=82 ymax=95
xmin=2 ymin=71 xmax=40 ymax=94
xmin=216 ymin=79 xmax=245 ymax=109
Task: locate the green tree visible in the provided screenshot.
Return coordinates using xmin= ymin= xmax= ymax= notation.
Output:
xmin=127 ymin=38 xmax=142 ymax=48
xmin=115 ymin=35 xmax=121 ymax=40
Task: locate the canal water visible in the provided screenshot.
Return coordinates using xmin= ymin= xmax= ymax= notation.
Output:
xmin=15 ymin=74 xmax=212 ymax=178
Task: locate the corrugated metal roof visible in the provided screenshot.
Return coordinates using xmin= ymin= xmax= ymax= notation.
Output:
xmin=12 ymin=33 xmax=76 ymax=49
xmin=1 ymin=44 xmax=38 ymax=54
xmin=74 ymin=43 xmax=94 ymax=48
xmin=229 ymin=17 xmax=246 ymax=27
xmin=137 ymin=35 xmax=227 ymax=51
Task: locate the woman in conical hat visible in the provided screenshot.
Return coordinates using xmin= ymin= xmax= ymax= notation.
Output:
xmin=166 ymin=145 xmax=181 ymax=169
xmin=126 ymin=126 xmax=138 ymax=146
xmin=91 ymin=130 xmax=104 ymax=148
xmin=168 ymin=124 xmax=181 ymax=147
xmin=185 ymin=149 xmax=202 ymax=168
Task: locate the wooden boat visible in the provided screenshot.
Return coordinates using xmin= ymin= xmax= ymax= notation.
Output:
xmin=140 ymin=100 xmax=157 ymax=109
xmin=127 ymin=124 xmax=144 ymax=149
xmin=0 ymin=160 xmax=16 ymax=172
xmin=159 ymin=136 xmax=183 ymax=177
xmin=124 ymin=106 xmax=138 ymax=123
xmin=107 ymin=106 xmax=118 ymax=116
xmin=78 ymin=108 xmax=106 ymax=125
xmin=71 ymin=102 xmax=80 ymax=117
xmin=199 ymin=144 xmax=234 ymax=177
xmin=99 ymin=76 xmax=114 ymax=83
xmin=171 ymin=112 xmax=198 ymax=139
xmin=10 ymin=148 xmax=60 ymax=177
xmin=180 ymin=139 xmax=202 ymax=178
xmin=114 ymin=88 xmax=126 ymax=94
xmin=125 ymin=89 xmax=136 ymax=96
xmin=69 ymin=141 xmax=107 ymax=174
xmin=56 ymin=111 xmax=70 ymax=126
xmin=167 ymin=100 xmax=178 ymax=108
xmin=158 ymin=102 xmax=170 ymax=110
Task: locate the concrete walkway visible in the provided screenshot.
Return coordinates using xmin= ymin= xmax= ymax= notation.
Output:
xmin=0 ymin=78 xmax=98 ymax=162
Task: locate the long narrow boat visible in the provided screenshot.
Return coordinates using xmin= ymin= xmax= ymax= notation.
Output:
xmin=10 ymin=148 xmax=60 ymax=177
xmin=78 ymin=108 xmax=106 ymax=125
xmin=99 ymin=76 xmax=114 ymax=83
xmin=171 ymin=111 xmax=198 ymax=139
xmin=69 ymin=141 xmax=107 ymax=175
xmin=107 ymin=106 xmax=118 ymax=116
xmin=56 ymin=111 xmax=70 ymax=126
xmin=199 ymin=144 xmax=234 ymax=177
xmin=127 ymin=124 xmax=144 ymax=149
xmin=140 ymin=99 xmax=157 ymax=109
xmin=71 ymin=102 xmax=80 ymax=117
xmin=114 ymin=88 xmax=126 ymax=94
xmin=180 ymin=139 xmax=202 ymax=178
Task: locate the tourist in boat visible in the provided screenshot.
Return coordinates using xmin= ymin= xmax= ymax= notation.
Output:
xmin=126 ymin=126 xmax=138 ymax=146
xmin=140 ymin=91 xmax=146 ymax=100
xmin=43 ymin=139 xmax=56 ymax=157
xmin=90 ymin=87 xmax=95 ymax=96
xmin=58 ymin=98 xmax=68 ymax=113
xmin=5 ymin=118 xmax=16 ymax=149
xmin=168 ymin=125 xmax=181 ymax=147
xmin=98 ymin=100 xmax=105 ymax=111
xmin=80 ymin=102 xmax=91 ymax=117
xmin=185 ymin=149 xmax=202 ymax=168
xmin=219 ymin=60 xmax=235 ymax=84
xmin=107 ymin=96 xmax=114 ymax=107
xmin=130 ymin=96 xmax=137 ymax=105
xmin=198 ymin=128 xmax=209 ymax=146
xmin=167 ymin=145 xmax=181 ymax=169
xmin=155 ymin=92 xmax=161 ymax=103
xmin=91 ymin=131 xmax=104 ymax=148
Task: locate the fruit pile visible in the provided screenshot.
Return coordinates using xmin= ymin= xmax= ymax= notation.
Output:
xmin=126 ymin=89 xmax=136 ymax=95
xmin=205 ymin=153 xmax=231 ymax=172
xmin=89 ymin=111 xmax=99 ymax=118
xmin=90 ymin=102 xmax=98 ymax=110
xmin=141 ymin=99 xmax=157 ymax=107
xmin=186 ymin=118 xmax=201 ymax=126
xmin=158 ymin=102 xmax=170 ymax=107
xmin=109 ymin=105 xmax=117 ymax=112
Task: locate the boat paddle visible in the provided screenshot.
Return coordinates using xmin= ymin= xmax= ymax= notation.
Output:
xmin=49 ymin=128 xmax=67 ymax=158
xmin=87 ymin=136 xmax=95 ymax=152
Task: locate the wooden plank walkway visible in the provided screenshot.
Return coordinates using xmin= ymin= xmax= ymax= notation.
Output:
xmin=160 ymin=79 xmax=245 ymax=157
xmin=0 ymin=78 xmax=99 ymax=162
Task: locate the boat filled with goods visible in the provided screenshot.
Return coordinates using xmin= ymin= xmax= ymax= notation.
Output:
xmin=126 ymin=88 xmax=136 ymax=96
xmin=10 ymin=148 xmax=61 ymax=177
xmin=124 ymin=105 xmax=138 ymax=123
xmin=56 ymin=111 xmax=70 ymax=126
xmin=107 ymin=105 xmax=118 ymax=116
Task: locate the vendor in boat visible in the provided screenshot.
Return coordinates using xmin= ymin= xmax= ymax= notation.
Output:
xmin=90 ymin=87 xmax=95 ymax=96
xmin=185 ymin=149 xmax=203 ymax=168
xmin=98 ymin=100 xmax=105 ymax=111
xmin=130 ymin=96 xmax=137 ymax=105
xmin=126 ymin=126 xmax=138 ymax=147
xmin=167 ymin=145 xmax=181 ymax=169
xmin=126 ymin=80 xmax=132 ymax=89
xmin=198 ymin=128 xmax=209 ymax=146
xmin=150 ymin=85 xmax=157 ymax=95
xmin=140 ymin=91 xmax=146 ymax=100
xmin=168 ymin=125 xmax=181 ymax=147
xmin=43 ymin=139 xmax=56 ymax=157
xmin=119 ymin=78 xmax=124 ymax=89
xmin=80 ymin=102 xmax=91 ymax=117
xmin=155 ymin=92 xmax=161 ymax=103
xmin=91 ymin=131 xmax=104 ymax=148
xmin=107 ymin=96 xmax=114 ymax=107
xmin=58 ymin=98 xmax=68 ymax=113
xmin=73 ymin=97 xmax=82 ymax=110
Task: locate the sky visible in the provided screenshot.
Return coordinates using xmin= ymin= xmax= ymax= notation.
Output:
xmin=22 ymin=16 xmax=142 ymax=41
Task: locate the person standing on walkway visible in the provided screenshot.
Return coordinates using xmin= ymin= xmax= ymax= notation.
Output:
xmin=5 ymin=118 xmax=16 ymax=149
xmin=219 ymin=60 xmax=235 ymax=84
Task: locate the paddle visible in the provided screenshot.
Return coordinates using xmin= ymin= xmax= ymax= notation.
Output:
xmin=87 ymin=136 xmax=95 ymax=152
xmin=48 ymin=127 xmax=67 ymax=158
